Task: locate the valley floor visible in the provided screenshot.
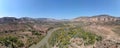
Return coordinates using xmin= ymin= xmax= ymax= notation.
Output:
xmin=29 ymin=28 xmax=60 ymax=48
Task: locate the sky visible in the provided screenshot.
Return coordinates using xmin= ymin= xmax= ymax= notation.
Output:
xmin=0 ymin=0 xmax=120 ymax=19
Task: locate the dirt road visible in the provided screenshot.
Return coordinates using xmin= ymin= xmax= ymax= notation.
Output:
xmin=29 ymin=28 xmax=60 ymax=48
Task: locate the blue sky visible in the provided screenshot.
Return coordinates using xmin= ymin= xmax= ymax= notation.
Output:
xmin=0 ymin=0 xmax=120 ymax=19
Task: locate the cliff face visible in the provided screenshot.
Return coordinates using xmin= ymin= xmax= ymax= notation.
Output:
xmin=73 ymin=15 xmax=119 ymax=23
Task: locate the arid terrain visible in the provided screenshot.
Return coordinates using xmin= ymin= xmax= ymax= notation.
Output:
xmin=0 ymin=15 xmax=120 ymax=48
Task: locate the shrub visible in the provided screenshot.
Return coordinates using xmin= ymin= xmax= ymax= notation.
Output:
xmin=0 ymin=36 xmax=24 ymax=48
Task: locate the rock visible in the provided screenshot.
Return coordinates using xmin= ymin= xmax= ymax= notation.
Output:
xmin=94 ymin=40 xmax=120 ymax=48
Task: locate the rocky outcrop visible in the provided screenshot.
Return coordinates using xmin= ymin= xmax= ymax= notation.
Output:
xmin=94 ymin=40 xmax=120 ymax=48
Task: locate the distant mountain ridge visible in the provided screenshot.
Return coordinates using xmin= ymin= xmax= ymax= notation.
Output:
xmin=0 ymin=17 xmax=61 ymax=34
xmin=0 ymin=17 xmax=60 ymax=24
xmin=0 ymin=15 xmax=120 ymax=23
xmin=73 ymin=15 xmax=120 ymax=23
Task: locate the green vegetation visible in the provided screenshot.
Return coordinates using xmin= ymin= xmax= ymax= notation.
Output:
xmin=48 ymin=27 xmax=102 ymax=48
xmin=0 ymin=36 xmax=24 ymax=48
xmin=26 ymin=35 xmax=44 ymax=47
xmin=0 ymin=29 xmax=45 ymax=48
xmin=30 ymin=30 xmax=42 ymax=35
xmin=23 ymin=30 xmax=45 ymax=47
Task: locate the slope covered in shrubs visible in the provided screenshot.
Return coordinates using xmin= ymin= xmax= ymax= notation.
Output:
xmin=48 ymin=26 xmax=102 ymax=48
